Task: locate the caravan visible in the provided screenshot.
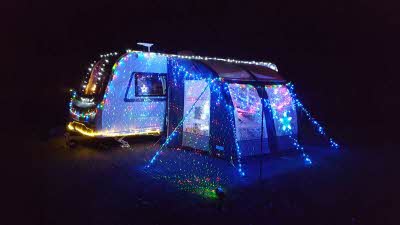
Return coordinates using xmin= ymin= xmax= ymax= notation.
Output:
xmin=67 ymin=50 xmax=301 ymax=160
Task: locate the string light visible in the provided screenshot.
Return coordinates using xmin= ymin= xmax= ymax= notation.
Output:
xmin=69 ymin=52 xmax=120 ymax=126
xmin=68 ymin=90 xmax=96 ymax=121
xmin=286 ymin=82 xmax=340 ymax=149
xmin=145 ymin=58 xmax=247 ymax=177
xmin=67 ymin=121 xmax=161 ymax=137
xmin=125 ymin=49 xmax=278 ymax=72
xmin=146 ymin=79 xmax=212 ymax=168
xmin=288 ymin=134 xmax=312 ymax=166
xmin=68 ymin=50 xmax=342 ymax=187
xmin=224 ymin=84 xmax=245 ymax=176
xmin=83 ymin=55 xmax=115 ymax=94
xmin=263 ymin=88 xmax=312 ymax=166
xmin=69 ymin=49 xmax=277 ymax=140
xmin=172 ymin=60 xmax=245 ymax=176
xmin=100 ymin=52 xmax=167 ymax=136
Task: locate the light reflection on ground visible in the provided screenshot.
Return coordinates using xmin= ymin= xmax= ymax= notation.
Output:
xmin=48 ymin=135 xmax=339 ymax=200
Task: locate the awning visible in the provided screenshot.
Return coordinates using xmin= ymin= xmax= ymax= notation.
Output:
xmin=201 ymin=60 xmax=284 ymax=82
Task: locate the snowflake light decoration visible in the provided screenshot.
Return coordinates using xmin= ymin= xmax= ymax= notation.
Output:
xmin=279 ymin=111 xmax=292 ymax=131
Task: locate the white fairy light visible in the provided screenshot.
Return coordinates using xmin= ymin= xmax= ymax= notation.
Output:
xmin=123 ymin=50 xmax=278 ymax=71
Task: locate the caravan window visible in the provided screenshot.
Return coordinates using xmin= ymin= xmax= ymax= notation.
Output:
xmin=228 ymin=83 xmax=267 ymax=140
xmin=265 ymin=85 xmax=298 ymax=136
xmin=135 ymin=73 xmax=166 ymax=96
xmin=125 ymin=73 xmax=166 ymax=99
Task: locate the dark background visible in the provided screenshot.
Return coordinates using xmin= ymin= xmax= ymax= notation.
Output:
xmin=5 ymin=0 xmax=400 ymax=149
xmin=3 ymin=2 xmax=400 ymax=224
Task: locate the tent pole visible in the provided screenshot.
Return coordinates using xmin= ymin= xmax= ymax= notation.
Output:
xmin=260 ymin=97 xmax=265 ymax=181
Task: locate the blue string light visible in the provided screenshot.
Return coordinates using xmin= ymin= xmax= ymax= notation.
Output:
xmin=223 ymin=83 xmax=245 ymax=177
xmin=264 ymin=96 xmax=312 ymax=166
xmin=145 ymin=80 xmax=211 ymax=168
xmin=146 ymin=60 xmax=246 ymax=177
xmin=147 ymin=60 xmax=341 ymax=173
xmin=286 ymin=82 xmax=340 ymax=149
xmin=288 ymin=135 xmax=312 ymax=166
xmin=172 ymin=60 xmax=245 ymax=177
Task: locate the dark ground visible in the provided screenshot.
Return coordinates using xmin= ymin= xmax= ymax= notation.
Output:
xmin=24 ymin=134 xmax=399 ymax=225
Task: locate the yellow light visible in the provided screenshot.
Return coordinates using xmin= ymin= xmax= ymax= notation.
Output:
xmin=67 ymin=121 xmax=161 ymax=137
xmin=67 ymin=123 xmax=74 ymax=131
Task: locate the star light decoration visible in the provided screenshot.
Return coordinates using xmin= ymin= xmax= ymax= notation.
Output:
xmin=140 ymin=84 xmax=148 ymax=94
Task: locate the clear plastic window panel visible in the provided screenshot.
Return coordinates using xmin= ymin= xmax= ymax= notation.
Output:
xmin=183 ymin=80 xmax=210 ymax=136
xmin=228 ymin=84 xmax=267 ymax=141
xmin=134 ymin=73 xmax=166 ymax=97
xmin=265 ymin=85 xmax=298 ymax=136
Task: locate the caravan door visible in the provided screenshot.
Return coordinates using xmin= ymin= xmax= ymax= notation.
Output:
xmin=228 ymin=83 xmax=269 ymax=156
xmin=182 ymin=80 xmax=211 ymax=151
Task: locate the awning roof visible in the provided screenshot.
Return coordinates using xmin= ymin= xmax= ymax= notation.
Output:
xmin=200 ymin=60 xmax=253 ymax=81
xmin=241 ymin=64 xmax=284 ymax=82
xmin=201 ymin=60 xmax=285 ymax=82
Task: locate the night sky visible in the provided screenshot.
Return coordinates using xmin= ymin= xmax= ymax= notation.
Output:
xmin=7 ymin=0 xmax=399 ymax=148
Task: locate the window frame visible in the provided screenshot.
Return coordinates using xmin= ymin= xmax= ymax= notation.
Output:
xmin=124 ymin=72 xmax=167 ymax=102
